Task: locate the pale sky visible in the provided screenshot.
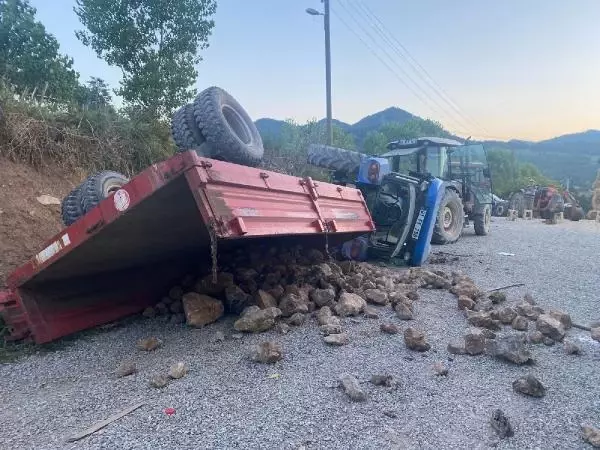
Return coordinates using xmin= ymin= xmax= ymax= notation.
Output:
xmin=30 ymin=0 xmax=600 ymax=141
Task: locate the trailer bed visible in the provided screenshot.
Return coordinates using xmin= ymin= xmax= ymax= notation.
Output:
xmin=0 ymin=151 xmax=374 ymax=343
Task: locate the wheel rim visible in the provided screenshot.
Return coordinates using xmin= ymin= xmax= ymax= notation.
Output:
xmin=222 ymin=105 xmax=251 ymax=144
xmin=443 ymin=206 xmax=453 ymax=230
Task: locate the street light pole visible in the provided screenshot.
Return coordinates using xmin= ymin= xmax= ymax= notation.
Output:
xmin=323 ymin=0 xmax=333 ymax=146
xmin=306 ymin=1 xmax=333 ymax=146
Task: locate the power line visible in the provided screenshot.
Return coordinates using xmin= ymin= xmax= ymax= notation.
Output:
xmin=354 ymin=0 xmax=490 ymax=135
xmin=335 ymin=0 xmax=474 ymax=135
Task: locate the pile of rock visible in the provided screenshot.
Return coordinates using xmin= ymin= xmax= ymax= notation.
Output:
xmin=138 ymin=244 xmax=444 ymax=347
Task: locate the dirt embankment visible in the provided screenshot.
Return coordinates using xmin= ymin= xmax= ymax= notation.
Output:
xmin=0 ymin=158 xmax=83 ymax=287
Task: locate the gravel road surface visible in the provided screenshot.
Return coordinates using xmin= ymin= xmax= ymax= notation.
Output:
xmin=1 ymin=219 xmax=599 ymax=449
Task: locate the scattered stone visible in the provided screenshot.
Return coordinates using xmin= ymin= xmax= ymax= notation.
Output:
xmin=169 ymin=313 xmax=185 ymax=324
xmin=543 ymin=337 xmax=555 ymax=346
xmin=528 ymin=331 xmax=545 ymax=344
xmin=474 ymin=299 xmax=494 ymax=312
xmin=404 ymin=327 xmax=430 ymax=352
xmin=182 ymin=293 xmax=224 ymax=327
xmin=512 ymin=316 xmax=529 ymax=331
xmin=450 ymin=281 xmax=482 ymax=300
xmin=168 ymin=362 xmax=189 ymax=379
xmin=224 ymin=285 xmax=253 ymax=315
xmin=155 ymin=302 xmax=169 ymax=315
xmin=548 ymin=309 xmax=572 ymax=329
xmin=316 ymin=306 xmax=334 ymax=325
xmin=564 ymin=340 xmax=581 ymax=355
xmin=149 ymin=374 xmax=170 ymax=389
xmin=320 ymin=323 xmax=343 ymax=335
xmin=433 ymin=361 xmax=448 ymax=376
xmin=276 ymin=323 xmax=291 ymax=334
xmin=363 ymin=306 xmax=380 ymax=319
xmin=142 ymin=307 xmax=156 ymax=318
xmin=499 ymin=306 xmax=517 ymax=325
xmin=581 ymin=425 xmax=600 ymax=448
xmin=169 ymin=300 xmax=183 ymax=314
xmin=231 ymin=333 xmax=244 ymax=340
xmin=194 ymin=273 xmax=234 ymax=296
xmin=419 ymin=270 xmax=451 ymax=289
xmin=288 ymin=312 xmax=306 ymax=326
xmin=251 ymin=341 xmax=283 ymax=363
xmin=466 ymin=311 xmax=501 ymax=330
xmin=447 ymin=342 xmax=466 ymax=355
xmin=489 ymin=310 xmax=501 ymax=321
xmin=523 ymin=293 xmax=535 ymax=305
xmin=267 ymin=285 xmax=285 ymax=301
xmin=380 ymin=323 xmax=400 ymax=334
xmin=255 ymin=290 xmax=278 ymax=309
xmin=591 ymin=327 xmax=600 ymax=342
xmin=335 ymin=292 xmax=366 ymax=317
xmin=490 ymin=409 xmax=514 ymax=439
xmin=364 ymin=288 xmax=388 ymax=306
xmin=457 ymin=295 xmax=475 ymax=310
xmin=464 ymin=329 xmax=486 ymax=355
xmin=487 ymin=335 xmax=531 ymax=364
xmin=339 ymin=374 xmax=367 ymax=402
xmin=278 ymin=293 xmax=308 ymax=317
xmin=383 ymin=410 xmax=398 ymax=419
xmin=234 ymin=306 xmax=281 ymax=333
xmin=36 ymin=194 xmax=61 ymax=205
xmin=168 ymin=286 xmax=184 ymax=301
xmin=516 ymin=302 xmax=540 ymax=320
xmin=536 ymin=314 xmax=566 ymax=341
xmin=323 ymin=333 xmax=349 ymax=346
xmin=512 ymin=375 xmax=545 ymax=397
xmin=310 ymin=288 xmax=336 ymax=308
xmin=137 ymin=337 xmax=162 ymax=352
xmin=370 ymin=374 xmax=395 ymax=387
xmin=488 ymin=291 xmax=507 ymax=304
xmin=116 ymin=361 xmax=137 ymax=378
xmin=394 ymin=302 xmax=413 ymax=320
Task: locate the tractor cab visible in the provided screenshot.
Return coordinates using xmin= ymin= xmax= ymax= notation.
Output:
xmin=381 ymin=137 xmax=493 ymax=243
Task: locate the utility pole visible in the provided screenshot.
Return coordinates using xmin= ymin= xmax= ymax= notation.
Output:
xmin=306 ymin=1 xmax=333 ymax=146
xmin=324 ymin=0 xmax=333 ymax=146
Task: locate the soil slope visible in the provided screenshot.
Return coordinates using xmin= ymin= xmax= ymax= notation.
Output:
xmin=0 ymin=158 xmax=81 ymax=287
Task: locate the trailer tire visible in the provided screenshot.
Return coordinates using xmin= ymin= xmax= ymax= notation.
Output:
xmin=432 ymin=189 xmax=464 ymax=245
xmin=494 ymin=204 xmax=505 ymax=217
xmin=81 ymin=171 xmax=130 ymax=214
xmin=307 ymin=144 xmax=366 ymax=174
xmin=193 ymin=86 xmax=263 ymax=166
xmin=61 ymin=185 xmax=85 ymax=226
xmin=474 ymin=204 xmax=492 ymax=236
xmin=171 ymin=104 xmax=209 ymax=155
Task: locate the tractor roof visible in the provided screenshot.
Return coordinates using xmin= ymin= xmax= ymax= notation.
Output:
xmin=383 ymin=137 xmax=464 ymax=157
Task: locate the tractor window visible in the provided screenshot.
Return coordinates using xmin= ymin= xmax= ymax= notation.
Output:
xmin=426 ymin=146 xmax=448 ymax=178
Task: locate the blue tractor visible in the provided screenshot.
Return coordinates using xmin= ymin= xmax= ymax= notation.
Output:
xmin=307 ymin=137 xmax=493 ymax=265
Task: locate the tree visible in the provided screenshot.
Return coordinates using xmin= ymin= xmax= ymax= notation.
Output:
xmin=74 ymin=77 xmax=113 ymax=110
xmin=363 ymin=118 xmax=451 ymax=154
xmin=74 ymin=0 xmax=217 ymax=118
xmin=0 ymin=0 xmax=79 ymax=102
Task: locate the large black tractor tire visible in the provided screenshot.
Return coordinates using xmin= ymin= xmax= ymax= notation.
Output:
xmin=61 ymin=185 xmax=85 ymax=226
xmin=474 ymin=204 xmax=492 ymax=236
xmin=432 ymin=190 xmax=465 ymax=245
xmin=81 ymin=171 xmax=130 ymax=214
xmin=307 ymin=144 xmax=366 ymax=173
xmin=193 ymin=86 xmax=263 ymax=167
xmin=171 ymin=104 xmax=210 ymax=155
xmin=509 ymin=192 xmax=525 ymax=218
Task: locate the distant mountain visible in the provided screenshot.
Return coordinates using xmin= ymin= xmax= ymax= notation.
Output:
xmin=255 ymin=107 xmax=600 ymax=188
xmin=255 ymin=106 xmax=415 ymax=145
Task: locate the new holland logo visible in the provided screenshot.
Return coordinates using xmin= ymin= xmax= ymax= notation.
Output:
xmin=412 ymin=208 xmax=427 ymax=239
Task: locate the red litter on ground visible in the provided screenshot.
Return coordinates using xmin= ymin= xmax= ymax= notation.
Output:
xmin=164 ymin=408 xmax=176 ymax=416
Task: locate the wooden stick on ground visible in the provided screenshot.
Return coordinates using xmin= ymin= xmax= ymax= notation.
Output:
xmin=486 ymin=283 xmax=525 ymax=292
xmin=66 ymin=402 xmax=145 ymax=443
xmin=572 ymin=323 xmax=591 ymax=332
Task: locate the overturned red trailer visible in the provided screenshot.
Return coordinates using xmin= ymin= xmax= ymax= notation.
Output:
xmin=0 ymin=151 xmax=375 ymax=344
